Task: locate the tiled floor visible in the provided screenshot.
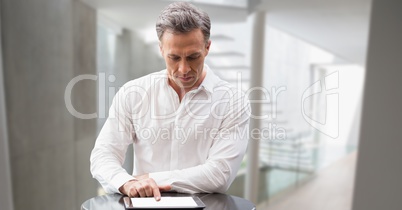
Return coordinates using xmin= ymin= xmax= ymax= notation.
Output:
xmin=258 ymin=151 xmax=357 ymax=210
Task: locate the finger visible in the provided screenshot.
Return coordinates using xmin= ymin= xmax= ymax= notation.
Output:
xmin=143 ymin=180 xmax=154 ymax=197
xmin=135 ymin=182 xmax=147 ymax=197
xmin=148 ymin=180 xmax=161 ymax=201
xmin=129 ymin=188 xmax=138 ymax=198
xmin=159 ymin=185 xmax=172 ymax=192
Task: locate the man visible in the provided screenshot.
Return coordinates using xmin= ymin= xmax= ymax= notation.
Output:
xmin=90 ymin=2 xmax=250 ymax=201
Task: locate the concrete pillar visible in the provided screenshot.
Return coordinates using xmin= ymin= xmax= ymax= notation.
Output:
xmin=352 ymin=0 xmax=402 ymax=210
xmin=0 ymin=7 xmax=14 ymax=210
xmin=245 ymin=11 xmax=266 ymax=204
xmin=72 ymin=0 xmax=98 ymax=205
xmin=1 ymin=0 xmax=97 ymax=209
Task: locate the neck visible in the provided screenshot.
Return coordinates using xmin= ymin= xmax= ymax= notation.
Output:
xmin=169 ymin=69 xmax=207 ymax=102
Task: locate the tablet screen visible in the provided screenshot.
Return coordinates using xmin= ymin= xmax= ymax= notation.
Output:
xmin=124 ymin=196 xmax=205 ymax=209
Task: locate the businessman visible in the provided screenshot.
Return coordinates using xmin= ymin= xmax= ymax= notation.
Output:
xmin=90 ymin=2 xmax=250 ymax=201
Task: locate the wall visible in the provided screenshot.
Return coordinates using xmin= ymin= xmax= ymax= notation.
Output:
xmin=1 ymin=0 xmax=97 ymax=209
xmin=353 ymin=0 xmax=402 ymax=209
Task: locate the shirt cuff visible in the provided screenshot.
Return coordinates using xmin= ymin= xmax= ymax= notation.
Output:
xmin=110 ymin=172 xmax=136 ymax=193
xmin=149 ymin=171 xmax=173 ymax=186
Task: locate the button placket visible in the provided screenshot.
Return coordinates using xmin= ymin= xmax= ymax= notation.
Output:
xmin=172 ymin=92 xmax=196 ymax=170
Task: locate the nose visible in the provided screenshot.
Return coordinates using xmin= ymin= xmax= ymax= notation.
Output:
xmin=178 ymin=60 xmax=191 ymax=75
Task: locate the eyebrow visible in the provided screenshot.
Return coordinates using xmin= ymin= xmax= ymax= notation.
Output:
xmin=188 ymin=53 xmax=201 ymax=57
xmin=167 ymin=52 xmax=201 ymax=57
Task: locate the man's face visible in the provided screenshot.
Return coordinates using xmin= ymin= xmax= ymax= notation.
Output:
xmin=160 ymin=28 xmax=211 ymax=92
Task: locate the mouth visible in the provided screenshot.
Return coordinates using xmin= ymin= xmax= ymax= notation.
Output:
xmin=177 ymin=76 xmax=193 ymax=82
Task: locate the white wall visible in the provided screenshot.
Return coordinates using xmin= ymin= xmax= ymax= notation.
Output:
xmin=353 ymin=0 xmax=402 ymax=209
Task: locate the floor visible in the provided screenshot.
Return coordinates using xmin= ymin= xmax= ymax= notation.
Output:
xmin=257 ymin=151 xmax=357 ymax=210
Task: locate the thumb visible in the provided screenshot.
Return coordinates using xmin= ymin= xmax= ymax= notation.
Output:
xmin=158 ymin=185 xmax=172 ymax=192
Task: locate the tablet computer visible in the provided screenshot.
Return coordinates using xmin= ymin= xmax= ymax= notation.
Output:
xmin=123 ymin=196 xmax=206 ymax=209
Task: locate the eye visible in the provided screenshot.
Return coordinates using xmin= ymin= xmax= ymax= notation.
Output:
xmin=169 ymin=56 xmax=180 ymax=61
xmin=187 ymin=55 xmax=200 ymax=61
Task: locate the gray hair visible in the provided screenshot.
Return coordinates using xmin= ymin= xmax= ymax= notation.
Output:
xmin=156 ymin=2 xmax=211 ymax=44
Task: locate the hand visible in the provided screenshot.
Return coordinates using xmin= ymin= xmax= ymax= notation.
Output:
xmin=119 ymin=175 xmax=171 ymax=201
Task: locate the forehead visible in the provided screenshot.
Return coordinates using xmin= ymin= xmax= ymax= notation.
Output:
xmin=161 ymin=29 xmax=205 ymax=54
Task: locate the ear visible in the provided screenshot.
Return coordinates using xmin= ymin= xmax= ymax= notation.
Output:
xmin=205 ymin=40 xmax=211 ymax=55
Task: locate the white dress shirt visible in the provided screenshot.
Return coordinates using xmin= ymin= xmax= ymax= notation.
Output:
xmin=90 ymin=65 xmax=250 ymax=194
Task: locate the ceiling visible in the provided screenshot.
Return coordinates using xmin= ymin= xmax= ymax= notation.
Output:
xmin=81 ymin=0 xmax=249 ymax=29
xmin=259 ymin=0 xmax=372 ymax=65
xmin=81 ymin=0 xmax=372 ymax=66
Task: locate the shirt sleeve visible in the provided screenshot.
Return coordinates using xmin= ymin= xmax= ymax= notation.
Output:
xmin=90 ymin=85 xmax=136 ymax=194
xmin=149 ymin=91 xmax=251 ymax=194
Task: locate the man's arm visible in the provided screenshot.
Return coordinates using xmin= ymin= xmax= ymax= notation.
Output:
xmin=92 ymin=126 xmax=171 ymax=199
xmin=90 ymin=84 xmax=164 ymax=194
xmin=90 ymin=85 xmax=136 ymax=194
xmin=91 ymin=81 xmax=172 ymax=200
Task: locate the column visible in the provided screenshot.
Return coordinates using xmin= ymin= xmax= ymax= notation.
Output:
xmin=245 ymin=10 xmax=266 ymax=204
xmin=1 ymin=0 xmax=98 ymax=209
xmin=352 ymin=0 xmax=402 ymax=209
xmin=0 ymin=7 xmax=14 ymax=210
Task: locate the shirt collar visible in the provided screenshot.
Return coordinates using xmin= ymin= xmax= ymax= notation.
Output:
xmin=162 ymin=64 xmax=217 ymax=93
xmin=198 ymin=64 xmax=216 ymax=93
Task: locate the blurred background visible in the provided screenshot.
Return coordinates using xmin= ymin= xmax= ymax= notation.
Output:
xmin=1 ymin=0 xmax=401 ymax=210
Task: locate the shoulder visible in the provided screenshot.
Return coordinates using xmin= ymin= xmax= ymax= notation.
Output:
xmin=120 ymin=70 xmax=167 ymax=93
xmin=111 ymin=70 xmax=167 ymax=106
xmin=211 ymin=75 xmax=247 ymax=101
xmin=205 ymin=71 xmax=250 ymax=116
